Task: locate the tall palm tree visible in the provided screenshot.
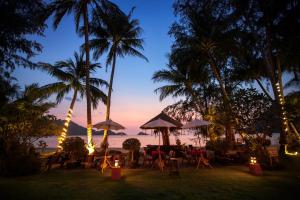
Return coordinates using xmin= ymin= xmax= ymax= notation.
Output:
xmin=89 ymin=7 xmax=148 ymax=150
xmin=45 ymin=0 xmax=120 ymax=153
xmin=170 ymin=0 xmax=237 ymax=141
xmin=39 ymin=51 xmax=108 ymax=150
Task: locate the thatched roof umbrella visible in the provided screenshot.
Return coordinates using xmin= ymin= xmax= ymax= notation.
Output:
xmin=140 ymin=112 xmax=182 ymax=145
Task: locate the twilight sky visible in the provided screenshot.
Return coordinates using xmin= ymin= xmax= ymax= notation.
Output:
xmin=13 ymin=0 xmax=179 ymax=134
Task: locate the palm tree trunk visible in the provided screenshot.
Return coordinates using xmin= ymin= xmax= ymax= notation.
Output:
xmin=208 ymin=54 xmax=230 ymax=103
xmin=102 ymin=52 xmax=117 ymax=148
xmin=57 ymin=90 xmax=77 ymax=150
xmin=255 ymin=78 xmax=273 ymax=101
xmin=208 ymin=54 xmax=234 ymax=142
xmin=83 ymin=5 xmax=94 ymax=155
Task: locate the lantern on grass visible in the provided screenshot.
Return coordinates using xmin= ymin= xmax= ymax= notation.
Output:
xmin=249 ymin=156 xmax=262 ymax=176
xmin=114 ymin=159 xmax=120 ymax=168
xmin=111 ymin=162 xmax=121 ymax=180
xmin=250 ymin=157 xmax=257 ymax=164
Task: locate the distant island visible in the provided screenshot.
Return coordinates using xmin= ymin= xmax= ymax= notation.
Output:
xmin=137 ymin=131 xmax=149 ymax=135
xmin=56 ymin=120 xmax=127 ymax=135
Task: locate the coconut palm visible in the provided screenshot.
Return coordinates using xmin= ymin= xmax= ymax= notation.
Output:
xmin=89 ymin=7 xmax=148 ymax=149
xmin=169 ymin=0 xmax=238 ymax=141
xmin=38 ymin=51 xmax=108 ymax=150
xmin=172 ymin=0 xmax=236 ymax=105
xmin=45 ymin=0 xmax=120 ymax=153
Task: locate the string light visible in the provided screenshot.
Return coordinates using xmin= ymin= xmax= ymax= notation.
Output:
xmin=57 ymin=108 xmax=73 ymax=151
xmin=276 ymin=82 xmax=298 ymax=156
xmin=86 ymin=124 xmax=95 ymax=154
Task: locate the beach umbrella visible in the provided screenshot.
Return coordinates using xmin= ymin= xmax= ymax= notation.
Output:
xmin=140 ymin=112 xmax=182 ymax=146
xmin=140 ymin=118 xmax=178 ymax=171
xmin=140 ymin=112 xmax=182 ymax=129
xmin=182 ymin=119 xmax=212 ymax=129
xmin=141 ymin=118 xmax=177 ymax=129
xmin=93 ymin=119 xmax=125 ymax=130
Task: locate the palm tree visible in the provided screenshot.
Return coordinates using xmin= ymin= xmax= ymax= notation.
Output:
xmin=89 ymin=7 xmax=148 ymax=150
xmin=45 ymin=0 xmax=120 ymax=154
xmin=39 ymin=51 xmax=108 ymax=150
xmin=170 ymin=0 xmax=237 ymax=141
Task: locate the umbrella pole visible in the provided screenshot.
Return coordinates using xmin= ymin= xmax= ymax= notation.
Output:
xmin=101 ymin=128 xmax=109 ymax=173
xmin=158 ymin=130 xmax=163 ymax=171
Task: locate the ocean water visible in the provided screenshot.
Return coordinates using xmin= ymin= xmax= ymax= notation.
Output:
xmin=35 ymin=133 xmax=280 ymax=148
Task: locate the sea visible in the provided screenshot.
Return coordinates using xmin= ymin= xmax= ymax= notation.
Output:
xmin=35 ymin=133 xmax=280 ymax=148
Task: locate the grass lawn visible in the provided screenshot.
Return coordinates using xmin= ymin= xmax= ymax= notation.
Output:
xmin=1 ymin=158 xmax=300 ymax=200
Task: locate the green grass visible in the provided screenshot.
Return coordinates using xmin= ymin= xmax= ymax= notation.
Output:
xmin=1 ymin=158 xmax=300 ymax=200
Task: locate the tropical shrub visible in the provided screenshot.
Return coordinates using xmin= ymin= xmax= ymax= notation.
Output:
xmin=0 ymin=84 xmax=59 ymax=176
xmin=122 ymin=138 xmax=141 ymax=167
xmin=61 ymin=137 xmax=88 ymax=162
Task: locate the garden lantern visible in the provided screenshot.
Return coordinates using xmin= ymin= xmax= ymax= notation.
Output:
xmin=114 ymin=159 xmax=120 ymax=168
xmin=250 ymin=157 xmax=257 ymax=164
xmin=249 ymin=156 xmax=262 ymax=176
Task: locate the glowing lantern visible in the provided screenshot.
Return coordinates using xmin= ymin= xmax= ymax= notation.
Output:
xmin=249 ymin=156 xmax=262 ymax=175
xmin=250 ymin=157 xmax=257 ymax=165
xmin=114 ymin=160 xmax=120 ymax=168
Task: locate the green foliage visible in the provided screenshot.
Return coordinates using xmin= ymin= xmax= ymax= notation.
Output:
xmin=0 ymin=144 xmax=41 ymax=177
xmin=205 ymin=139 xmax=231 ymax=156
xmin=122 ymin=138 xmax=141 ymax=166
xmin=0 ymin=0 xmax=46 ymax=70
xmin=122 ymin=138 xmax=141 ymax=151
xmin=231 ymin=88 xmax=272 ymax=134
xmin=38 ymin=51 xmax=108 ymax=108
xmin=61 ymin=137 xmax=88 ymax=161
xmin=0 ymin=83 xmax=59 ymax=176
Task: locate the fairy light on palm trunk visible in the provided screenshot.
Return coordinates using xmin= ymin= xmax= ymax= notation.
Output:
xmin=57 ymin=108 xmax=73 ymax=150
xmin=276 ymin=82 xmax=298 ymax=156
xmin=86 ymin=124 xmax=95 ymax=154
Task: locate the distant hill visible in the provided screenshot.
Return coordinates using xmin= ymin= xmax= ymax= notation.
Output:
xmin=137 ymin=131 xmax=149 ymax=135
xmin=56 ymin=120 xmax=126 ymax=135
xmin=96 ymin=130 xmax=127 ymax=136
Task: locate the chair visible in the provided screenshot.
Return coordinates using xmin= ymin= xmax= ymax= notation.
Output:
xmin=267 ymin=147 xmax=279 ymax=167
xmin=169 ymin=150 xmax=180 ymax=175
xmin=197 ymin=150 xmax=213 ymax=169
xmin=142 ymin=148 xmax=153 ymax=167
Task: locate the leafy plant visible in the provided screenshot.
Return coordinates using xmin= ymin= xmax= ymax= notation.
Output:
xmin=61 ymin=137 xmax=88 ymax=162
xmin=122 ymin=138 xmax=141 ymax=166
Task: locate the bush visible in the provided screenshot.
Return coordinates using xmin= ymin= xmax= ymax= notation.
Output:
xmin=206 ymin=139 xmax=231 ymax=156
xmin=122 ymin=138 xmax=141 ymax=167
xmin=0 ymin=142 xmax=41 ymax=177
xmin=61 ymin=137 xmax=88 ymax=161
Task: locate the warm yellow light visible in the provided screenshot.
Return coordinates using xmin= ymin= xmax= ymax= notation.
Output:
xmin=250 ymin=157 xmax=257 ymax=164
xmin=86 ymin=124 xmax=95 ymax=154
xmin=114 ymin=160 xmax=120 ymax=168
xmin=285 ymin=145 xmax=298 ymax=156
xmin=57 ymin=108 xmax=74 ymax=150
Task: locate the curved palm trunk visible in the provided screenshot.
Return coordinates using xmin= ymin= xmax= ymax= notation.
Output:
xmin=102 ymin=52 xmax=117 ymax=148
xmin=208 ymin=54 xmax=230 ymax=103
xmin=208 ymin=54 xmax=235 ymax=142
xmin=264 ymin=49 xmax=289 ymax=154
xmin=57 ymin=90 xmax=78 ymax=150
xmin=83 ymin=5 xmax=94 ymax=155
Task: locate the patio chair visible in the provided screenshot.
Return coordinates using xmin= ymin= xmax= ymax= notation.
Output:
xmin=267 ymin=147 xmax=279 ymax=167
xmin=168 ymin=150 xmax=180 ymax=175
xmin=197 ymin=150 xmax=213 ymax=169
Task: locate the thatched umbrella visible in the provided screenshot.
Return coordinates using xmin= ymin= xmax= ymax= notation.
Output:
xmin=140 ymin=112 xmax=182 ymax=145
xmin=140 ymin=118 xmax=177 ymax=171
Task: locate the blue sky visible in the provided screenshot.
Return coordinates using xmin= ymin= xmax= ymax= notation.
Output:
xmin=13 ymin=0 xmax=178 ymax=134
xmin=13 ymin=0 xmax=295 ymax=135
